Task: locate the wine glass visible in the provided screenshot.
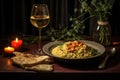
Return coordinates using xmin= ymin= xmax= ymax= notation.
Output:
xmin=30 ymin=4 xmax=50 ymax=54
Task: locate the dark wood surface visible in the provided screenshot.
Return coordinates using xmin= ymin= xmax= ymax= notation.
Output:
xmin=0 ymin=37 xmax=120 ymax=79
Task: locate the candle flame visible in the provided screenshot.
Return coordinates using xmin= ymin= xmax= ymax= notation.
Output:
xmin=16 ymin=38 xmax=18 ymax=42
xmin=8 ymin=46 xmax=11 ymax=49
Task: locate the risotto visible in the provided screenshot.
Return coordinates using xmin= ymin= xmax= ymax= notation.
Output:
xmin=51 ymin=40 xmax=99 ymax=59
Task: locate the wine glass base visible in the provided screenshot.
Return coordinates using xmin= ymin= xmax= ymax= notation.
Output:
xmin=32 ymin=49 xmax=44 ymax=55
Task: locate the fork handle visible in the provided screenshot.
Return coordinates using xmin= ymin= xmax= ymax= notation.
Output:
xmin=98 ymin=55 xmax=109 ymax=69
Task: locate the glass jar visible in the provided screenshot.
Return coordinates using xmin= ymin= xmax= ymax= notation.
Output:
xmin=92 ymin=20 xmax=111 ymax=46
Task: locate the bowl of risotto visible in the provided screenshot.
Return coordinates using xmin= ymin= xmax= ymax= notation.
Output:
xmin=42 ymin=40 xmax=105 ymax=64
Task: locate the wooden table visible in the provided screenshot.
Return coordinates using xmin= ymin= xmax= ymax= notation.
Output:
xmin=0 ymin=37 xmax=120 ymax=79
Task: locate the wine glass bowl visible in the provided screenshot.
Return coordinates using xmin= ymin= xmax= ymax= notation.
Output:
xmin=30 ymin=4 xmax=50 ymax=54
xmin=30 ymin=15 xmax=50 ymax=29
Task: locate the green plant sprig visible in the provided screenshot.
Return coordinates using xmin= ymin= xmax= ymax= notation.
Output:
xmin=79 ymin=0 xmax=115 ymax=21
xmin=46 ymin=0 xmax=92 ymax=41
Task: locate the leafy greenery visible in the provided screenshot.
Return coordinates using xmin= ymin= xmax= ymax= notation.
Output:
xmin=46 ymin=1 xmax=90 ymax=41
xmin=78 ymin=0 xmax=114 ymax=46
xmin=90 ymin=48 xmax=100 ymax=56
xmin=46 ymin=0 xmax=114 ymax=42
xmin=81 ymin=0 xmax=115 ymax=21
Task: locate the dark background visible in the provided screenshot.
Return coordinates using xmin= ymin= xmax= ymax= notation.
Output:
xmin=0 ymin=0 xmax=120 ymax=39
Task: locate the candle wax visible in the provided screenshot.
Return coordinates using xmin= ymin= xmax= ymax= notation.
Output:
xmin=11 ymin=38 xmax=23 ymax=50
xmin=4 ymin=46 xmax=15 ymax=54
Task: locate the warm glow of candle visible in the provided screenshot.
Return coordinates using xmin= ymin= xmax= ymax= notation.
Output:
xmin=4 ymin=46 xmax=15 ymax=54
xmin=11 ymin=37 xmax=23 ymax=50
xmin=16 ymin=38 xmax=18 ymax=42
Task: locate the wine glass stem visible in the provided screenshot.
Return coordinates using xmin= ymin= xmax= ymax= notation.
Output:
xmin=38 ymin=29 xmax=42 ymax=52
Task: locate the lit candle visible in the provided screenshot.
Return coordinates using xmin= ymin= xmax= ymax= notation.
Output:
xmin=4 ymin=46 xmax=15 ymax=54
xmin=11 ymin=38 xmax=23 ymax=50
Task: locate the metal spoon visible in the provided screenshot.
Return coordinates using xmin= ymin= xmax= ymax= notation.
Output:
xmin=98 ymin=47 xmax=116 ymax=69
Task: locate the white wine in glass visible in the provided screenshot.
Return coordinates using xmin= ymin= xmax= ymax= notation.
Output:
xmin=30 ymin=4 xmax=50 ymax=54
